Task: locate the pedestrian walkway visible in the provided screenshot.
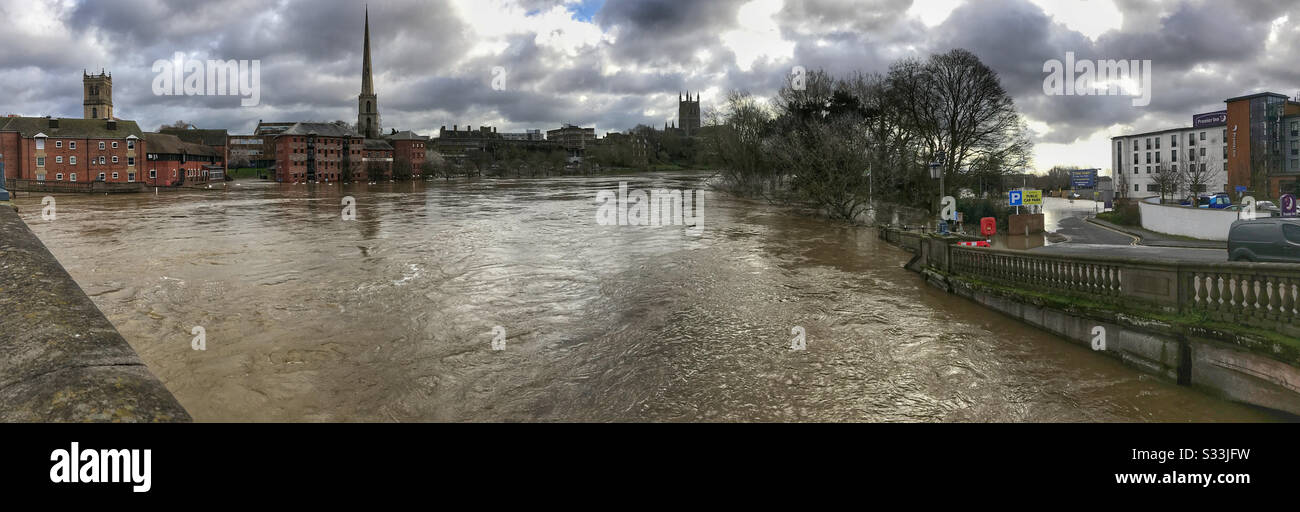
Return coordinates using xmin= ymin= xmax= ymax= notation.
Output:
xmin=1087 ymin=217 xmax=1226 ymax=249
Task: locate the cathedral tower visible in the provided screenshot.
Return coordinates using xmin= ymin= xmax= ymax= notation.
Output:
xmin=678 ymin=91 xmax=700 ymax=137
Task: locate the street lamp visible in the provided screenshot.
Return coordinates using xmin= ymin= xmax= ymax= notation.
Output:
xmin=930 ymin=158 xmax=945 ymax=220
xmin=0 ymin=155 xmax=8 ymax=201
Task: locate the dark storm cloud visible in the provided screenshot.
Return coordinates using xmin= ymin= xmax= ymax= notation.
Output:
xmin=594 ymin=0 xmax=747 ymax=66
xmin=3 ymin=0 xmax=1297 ymax=165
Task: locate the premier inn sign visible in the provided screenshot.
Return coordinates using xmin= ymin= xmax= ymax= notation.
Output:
xmin=1193 ymin=111 xmax=1227 ymax=128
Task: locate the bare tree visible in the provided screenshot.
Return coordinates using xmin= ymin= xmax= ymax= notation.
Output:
xmin=392 ymin=158 xmax=413 ymax=180
xmin=1180 ymin=161 xmax=1223 ymax=200
xmin=907 ymin=49 xmax=1032 ymax=189
xmin=1113 ymin=165 xmax=1130 ymax=200
xmin=1151 ymin=162 xmax=1184 ymax=203
xmin=709 ymin=91 xmax=776 ymax=196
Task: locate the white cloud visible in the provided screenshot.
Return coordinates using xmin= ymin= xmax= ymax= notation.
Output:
xmin=1028 ymin=0 xmax=1122 ymax=40
xmin=720 ymin=0 xmax=794 ymax=72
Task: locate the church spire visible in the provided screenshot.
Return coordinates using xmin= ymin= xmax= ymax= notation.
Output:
xmin=358 ymin=4 xmax=380 ymax=138
xmin=362 ymin=5 xmax=374 ymax=96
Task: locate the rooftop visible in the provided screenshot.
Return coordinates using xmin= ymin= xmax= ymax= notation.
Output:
xmin=144 ymin=132 xmax=221 ymax=156
xmin=278 ymin=122 xmax=359 ymax=138
xmin=0 ymin=117 xmax=144 ymax=139
xmin=160 ymin=127 xmax=228 ymax=146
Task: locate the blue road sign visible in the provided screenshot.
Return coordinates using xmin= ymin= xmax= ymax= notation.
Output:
xmin=1236 ymin=186 xmax=1248 ymax=194
xmin=1070 ymin=169 xmax=1098 ymax=189
xmin=1008 ymin=190 xmax=1023 ymax=206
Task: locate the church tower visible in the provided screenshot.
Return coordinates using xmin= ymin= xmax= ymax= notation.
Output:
xmin=84 ymin=70 xmax=113 ymax=120
xmin=678 ymin=91 xmax=700 ymax=137
xmin=357 ymin=6 xmax=380 ymax=139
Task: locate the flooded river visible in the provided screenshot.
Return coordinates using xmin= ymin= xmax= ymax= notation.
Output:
xmin=10 ymin=172 xmax=1286 ymax=421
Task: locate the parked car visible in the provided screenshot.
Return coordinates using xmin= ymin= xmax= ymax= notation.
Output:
xmin=1204 ymin=193 xmax=1233 ymax=209
xmin=1226 ymin=201 xmax=1281 ymax=217
xmin=1227 ymin=218 xmax=1300 ymax=262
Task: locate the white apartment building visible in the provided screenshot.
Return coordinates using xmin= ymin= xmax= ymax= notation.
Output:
xmin=1111 ymin=111 xmax=1229 ymax=198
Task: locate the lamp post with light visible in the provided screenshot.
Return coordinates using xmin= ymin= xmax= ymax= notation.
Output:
xmin=929 ymin=156 xmax=945 ymax=219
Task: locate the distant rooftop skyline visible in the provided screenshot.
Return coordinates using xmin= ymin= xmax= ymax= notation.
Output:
xmin=4 ymin=0 xmax=1300 ymax=174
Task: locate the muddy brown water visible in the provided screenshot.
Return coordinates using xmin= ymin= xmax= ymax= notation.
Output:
xmin=10 ymin=172 xmax=1286 ymax=421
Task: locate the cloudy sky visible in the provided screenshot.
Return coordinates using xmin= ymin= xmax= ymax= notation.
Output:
xmin=3 ymin=0 xmax=1299 ymax=174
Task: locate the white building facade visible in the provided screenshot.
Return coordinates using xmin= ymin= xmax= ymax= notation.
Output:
xmin=1111 ymin=111 xmax=1229 ymax=199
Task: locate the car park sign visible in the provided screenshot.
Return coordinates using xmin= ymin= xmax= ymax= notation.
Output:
xmin=1008 ymin=189 xmax=1042 ymax=207
xmin=1022 ymin=190 xmax=1042 ymax=205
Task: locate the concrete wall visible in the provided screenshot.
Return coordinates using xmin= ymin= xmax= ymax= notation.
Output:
xmin=0 ymin=205 xmax=189 ymax=422
xmin=1138 ymin=196 xmax=1239 ymax=241
xmin=880 ymin=227 xmax=1300 ymax=415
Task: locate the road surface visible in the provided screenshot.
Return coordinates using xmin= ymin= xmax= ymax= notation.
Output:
xmin=1033 ymin=198 xmax=1228 ymax=263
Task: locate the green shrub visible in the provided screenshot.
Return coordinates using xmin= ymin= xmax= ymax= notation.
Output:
xmin=956 ymin=198 xmax=1011 ymax=230
xmin=1096 ymin=200 xmax=1140 ymax=226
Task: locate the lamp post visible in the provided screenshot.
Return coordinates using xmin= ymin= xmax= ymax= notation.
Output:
xmin=930 ymin=158 xmax=944 ymax=219
xmin=0 ymin=155 xmax=8 ymax=201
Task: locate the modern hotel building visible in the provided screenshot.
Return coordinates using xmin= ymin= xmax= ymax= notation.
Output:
xmin=1112 ymin=91 xmax=1300 ymax=200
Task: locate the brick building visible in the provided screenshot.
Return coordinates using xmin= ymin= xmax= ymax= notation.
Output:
xmin=144 ymin=132 xmax=223 ymax=186
xmin=547 ymin=124 xmax=597 ymax=160
xmin=0 ymin=117 xmax=144 ymax=183
xmin=363 ymin=138 xmax=394 ymax=178
xmin=384 ymin=129 xmax=427 ymax=176
xmin=435 ymin=125 xmax=501 ymax=162
xmin=160 ymin=127 xmax=227 ymax=169
xmin=271 ymin=122 xmax=364 ymax=183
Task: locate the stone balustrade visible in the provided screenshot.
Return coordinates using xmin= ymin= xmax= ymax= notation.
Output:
xmin=880 ymin=226 xmax=1300 ymax=339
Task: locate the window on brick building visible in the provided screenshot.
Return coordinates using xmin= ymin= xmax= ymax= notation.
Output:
xmin=112 ymin=156 xmax=119 ymax=163
xmin=37 ymin=156 xmax=45 ymax=167
xmin=56 ymin=156 xmax=63 ymax=163
xmin=56 ymin=140 xmax=62 ymax=148
xmin=99 ymin=142 xmax=105 ymax=150
xmin=70 ymin=173 xmax=77 ymax=182
xmin=111 ymin=172 xmax=117 ymax=180
xmin=56 ymin=173 xmax=63 ymax=181
xmin=70 ymin=141 xmax=76 ymax=149
xmin=70 ymin=156 xmax=76 ymax=165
